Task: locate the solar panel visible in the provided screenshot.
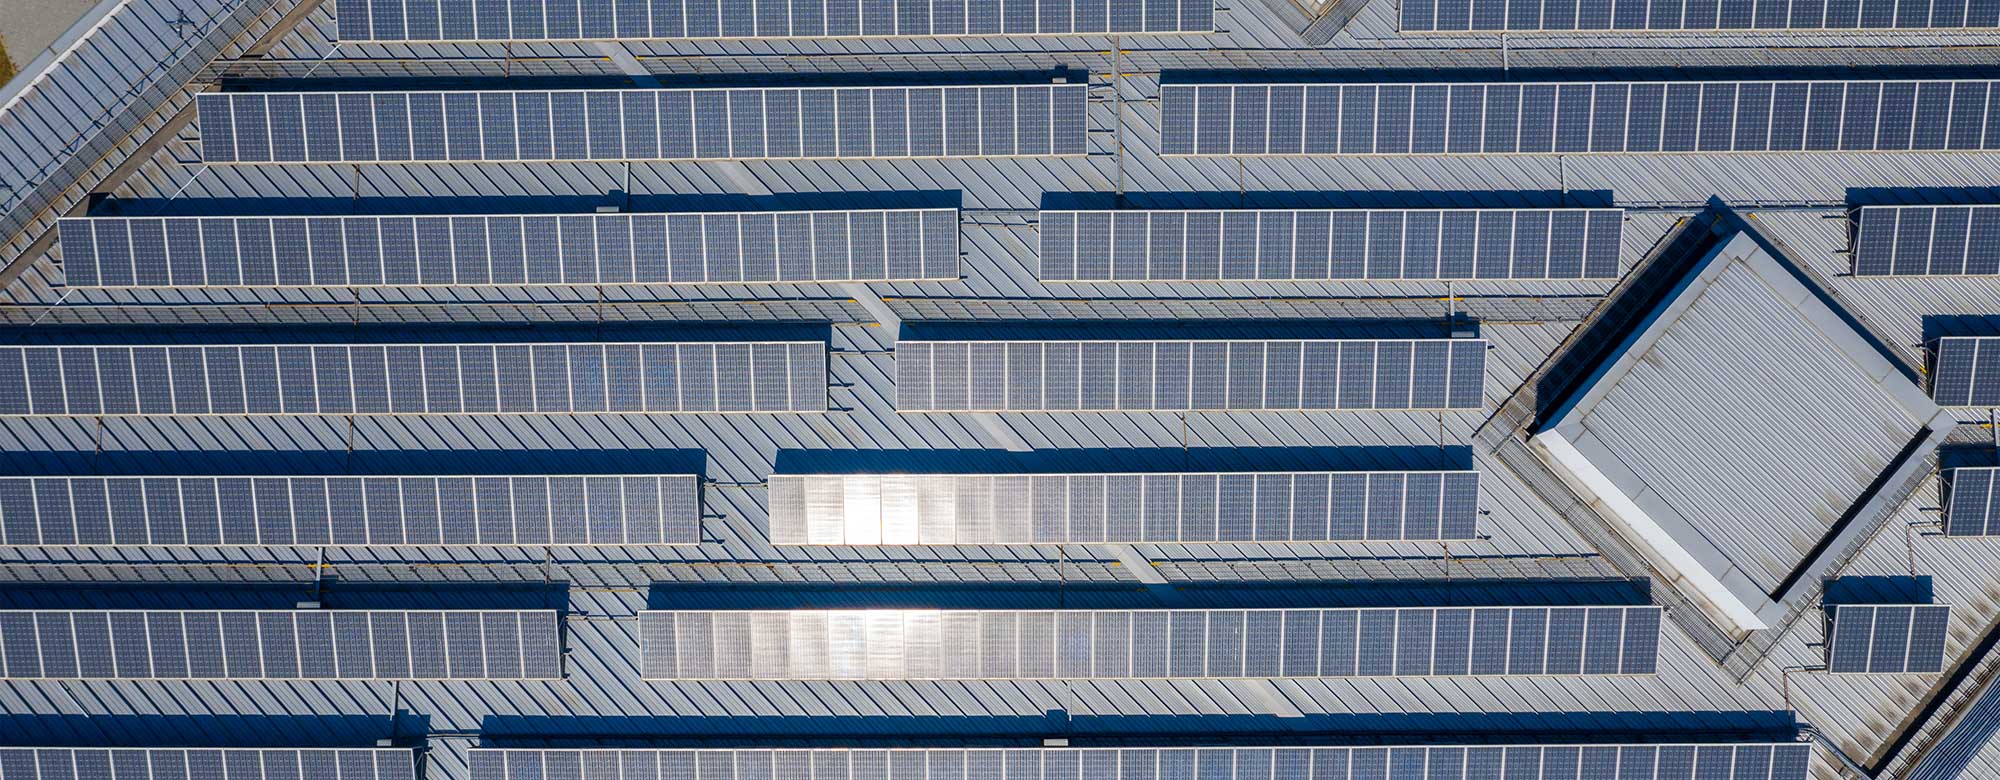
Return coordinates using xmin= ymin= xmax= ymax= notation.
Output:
xmin=1930 ymin=337 xmax=2000 ymax=406
xmin=334 ymin=0 xmax=1213 ymax=39
xmin=896 ymin=339 xmax=1487 ymax=411
xmin=0 ymin=750 xmax=416 ymax=780
xmin=1404 ymin=0 xmax=2000 ymax=30
xmin=198 ymin=86 xmax=1087 ymax=164
xmin=1040 ymin=209 xmax=1622 ymax=281
xmin=467 ymin=745 xmax=1810 ymax=780
xmin=0 ymin=610 xmax=561 ymax=679
xmin=1945 ymin=467 xmax=2000 ymax=536
xmin=57 ymin=211 xmax=960 ymax=288
xmin=1160 ymin=81 xmax=2000 ymax=156
xmin=0 ymin=475 xmax=698 ymax=546
xmin=637 ymin=606 xmax=1659 ymax=679
xmin=0 ymin=342 xmax=825 ymax=416
xmin=1851 ymin=206 xmax=2000 ymax=276
xmin=766 ymin=471 xmax=1481 ymax=543
xmin=1825 ymin=604 xmax=1952 ymax=673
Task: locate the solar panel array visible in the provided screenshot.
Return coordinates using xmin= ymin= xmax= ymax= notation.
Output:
xmin=896 ymin=339 xmax=1487 ymax=412
xmin=196 ymin=86 xmax=1087 ymax=164
xmin=1946 ymin=467 xmax=2000 ymax=536
xmin=0 ymin=342 xmax=825 ymax=416
xmin=466 ymin=745 xmax=1812 ymax=780
xmin=766 ymin=471 xmax=1481 ymax=544
xmin=1402 ymin=0 xmax=2000 ymax=31
xmin=1825 ymin=604 xmax=1951 ymax=673
xmin=1038 ymin=209 xmax=1623 ymax=281
xmin=57 ymin=210 xmax=961 ymax=288
xmin=0 ymin=610 xmax=561 ymax=679
xmin=1851 ymin=206 xmax=2000 ymax=276
xmin=0 ymin=750 xmax=415 ymax=780
xmin=1159 ymin=82 xmax=2000 ymax=156
xmin=1931 ymin=337 xmax=2000 ymax=406
xmin=0 ymin=475 xmax=699 ymax=546
xmin=637 ymin=606 xmax=1661 ymax=679
xmin=333 ymin=0 xmax=1213 ymax=40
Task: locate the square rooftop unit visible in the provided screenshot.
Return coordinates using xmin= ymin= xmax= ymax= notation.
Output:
xmin=1533 ymin=233 xmax=1952 ymax=636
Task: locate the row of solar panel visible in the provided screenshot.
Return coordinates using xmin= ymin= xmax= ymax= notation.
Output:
xmin=1930 ymin=337 xmax=2000 ymax=407
xmin=1403 ymin=0 xmax=2000 ymax=31
xmin=895 ymin=340 xmax=1488 ymax=412
xmin=1851 ymin=205 xmax=2000 ymax=276
xmin=465 ymin=745 xmax=1813 ymax=780
xmin=195 ymin=86 xmax=1088 ymax=163
xmin=636 ymin=607 xmax=1661 ymax=679
xmin=0 ymin=750 xmax=414 ymax=780
xmin=0 ymin=476 xmax=700 ymax=546
xmin=766 ymin=471 xmax=1482 ymax=544
xmin=57 ymin=210 xmax=961 ymax=288
xmin=334 ymin=0 xmax=1212 ymax=40
xmin=0 ymin=343 xmax=825 ymax=416
xmin=1824 ymin=604 xmax=1951 ymax=674
xmin=1039 ymin=209 xmax=1624 ymax=282
xmin=1946 ymin=467 xmax=2000 ymax=536
xmin=0 ymin=611 xmax=560 ymax=679
xmin=1161 ymin=81 xmax=2000 ymax=156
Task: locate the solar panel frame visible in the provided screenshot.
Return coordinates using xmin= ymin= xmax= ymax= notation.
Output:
xmin=1930 ymin=337 xmax=2000 ymax=407
xmin=0 ymin=475 xmax=699 ymax=546
xmin=466 ymin=746 xmax=1809 ymax=780
xmin=0 ymin=610 xmax=562 ymax=679
xmin=1944 ymin=467 xmax=2000 ymax=536
xmin=0 ymin=342 xmax=826 ymax=416
xmin=1825 ymin=604 xmax=1953 ymax=674
xmin=59 ymin=210 xmax=959 ymax=288
xmin=1160 ymin=81 xmax=2000 ymax=156
xmin=1851 ymin=205 xmax=2000 ymax=276
xmin=1039 ymin=209 xmax=1623 ymax=281
xmin=1404 ymin=0 xmax=2000 ymax=30
xmin=637 ymin=606 xmax=1660 ymax=679
xmin=0 ymin=750 xmax=415 ymax=780
xmin=199 ymin=87 xmax=1086 ymax=164
xmin=766 ymin=471 xmax=1481 ymax=544
xmin=334 ymin=0 xmax=1213 ymax=39
xmin=896 ymin=339 xmax=1487 ymax=412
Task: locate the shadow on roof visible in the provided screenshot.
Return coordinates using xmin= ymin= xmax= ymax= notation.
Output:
xmin=0 ymin=712 xmax=425 ymax=749
xmin=1039 ymin=190 xmax=1615 ymax=211
xmin=0 ymin=448 xmax=709 ymax=479
xmin=772 ymin=446 xmax=1473 ymax=475
xmin=641 ymin=579 xmax=1651 ymax=611
xmin=91 ymin=191 xmax=963 ymax=218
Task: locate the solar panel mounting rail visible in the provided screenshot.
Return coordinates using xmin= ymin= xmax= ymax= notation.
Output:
xmin=1039 ymin=208 xmax=1623 ymax=281
xmin=766 ymin=471 xmax=1482 ymax=544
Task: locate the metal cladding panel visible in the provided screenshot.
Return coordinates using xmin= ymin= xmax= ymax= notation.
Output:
xmin=1825 ymin=604 xmax=1953 ymax=673
xmin=1852 ymin=206 xmax=2000 ymax=276
xmin=196 ymin=87 xmax=1088 ymax=163
xmin=1404 ymin=0 xmax=2000 ymax=30
xmin=466 ymin=745 xmax=1810 ymax=779
xmin=767 ymin=471 xmax=1481 ymax=543
xmin=334 ymin=0 xmax=1214 ymax=39
xmin=1159 ymin=82 xmax=2000 ymax=155
xmin=0 ymin=343 xmax=826 ymax=415
xmin=0 ymin=610 xmax=561 ymax=679
xmin=0 ymin=475 xmax=699 ymax=546
xmin=895 ymin=340 xmax=1488 ymax=411
xmin=1038 ymin=209 xmax=1623 ymax=281
xmin=1945 ymin=467 xmax=1999 ymax=536
xmin=637 ymin=607 xmax=1661 ymax=679
xmin=57 ymin=211 xmax=961 ymax=288
xmin=1931 ymin=337 xmax=2000 ymax=406
xmin=0 ymin=750 xmax=416 ymax=780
